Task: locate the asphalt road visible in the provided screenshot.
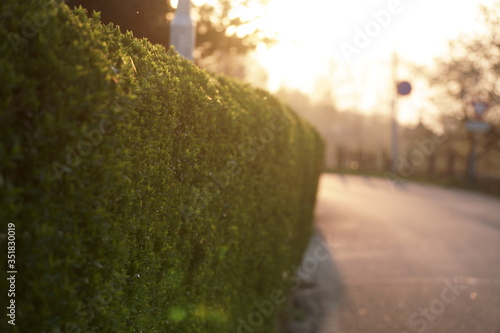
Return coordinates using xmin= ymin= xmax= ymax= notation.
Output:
xmin=311 ymin=174 xmax=500 ymax=333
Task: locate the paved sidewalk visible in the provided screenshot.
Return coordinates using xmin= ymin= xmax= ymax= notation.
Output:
xmin=282 ymin=174 xmax=500 ymax=333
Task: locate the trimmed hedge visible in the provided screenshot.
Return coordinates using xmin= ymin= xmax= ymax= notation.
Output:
xmin=0 ymin=1 xmax=324 ymax=332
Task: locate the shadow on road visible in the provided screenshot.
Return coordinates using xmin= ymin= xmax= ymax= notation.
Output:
xmin=280 ymin=230 xmax=344 ymax=333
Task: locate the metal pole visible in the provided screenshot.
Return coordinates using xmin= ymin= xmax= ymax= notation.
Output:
xmin=170 ymin=0 xmax=195 ymax=61
xmin=390 ymin=53 xmax=399 ymax=174
xmin=391 ymin=97 xmax=399 ymax=173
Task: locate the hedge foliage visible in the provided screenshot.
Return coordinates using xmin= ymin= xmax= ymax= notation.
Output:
xmin=0 ymin=1 xmax=324 ymax=332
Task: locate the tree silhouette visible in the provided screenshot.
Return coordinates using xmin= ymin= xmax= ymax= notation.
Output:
xmin=426 ymin=2 xmax=500 ymax=179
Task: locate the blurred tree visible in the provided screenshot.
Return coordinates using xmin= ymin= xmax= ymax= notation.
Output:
xmin=426 ymin=1 xmax=500 ymax=179
xmin=192 ymin=0 xmax=274 ymax=81
xmin=193 ymin=1 xmax=274 ymax=59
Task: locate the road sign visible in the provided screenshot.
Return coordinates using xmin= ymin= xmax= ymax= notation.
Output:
xmin=466 ymin=120 xmax=491 ymax=133
xmin=397 ymin=81 xmax=412 ymax=96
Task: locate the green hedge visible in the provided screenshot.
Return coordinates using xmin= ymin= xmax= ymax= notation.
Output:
xmin=0 ymin=1 xmax=324 ymax=332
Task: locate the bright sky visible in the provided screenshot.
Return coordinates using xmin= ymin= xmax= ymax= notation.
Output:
xmin=248 ymin=0 xmax=497 ymax=125
xmin=181 ymin=0 xmax=497 ymax=125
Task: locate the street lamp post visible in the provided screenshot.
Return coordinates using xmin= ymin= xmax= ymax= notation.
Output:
xmin=170 ymin=0 xmax=195 ymax=61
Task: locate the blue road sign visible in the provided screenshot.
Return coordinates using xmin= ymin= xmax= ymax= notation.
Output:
xmin=397 ymin=81 xmax=412 ymax=96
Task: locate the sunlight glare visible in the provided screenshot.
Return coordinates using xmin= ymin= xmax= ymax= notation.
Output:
xmin=189 ymin=0 xmax=497 ymax=124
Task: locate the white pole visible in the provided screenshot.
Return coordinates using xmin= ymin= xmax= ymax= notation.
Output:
xmin=170 ymin=0 xmax=195 ymax=61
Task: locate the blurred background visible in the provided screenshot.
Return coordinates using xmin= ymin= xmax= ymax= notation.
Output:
xmin=68 ymin=0 xmax=500 ymax=194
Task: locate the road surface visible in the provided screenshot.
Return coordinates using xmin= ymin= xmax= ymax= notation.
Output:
xmin=288 ymin=174 xmax=500 ymax=333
